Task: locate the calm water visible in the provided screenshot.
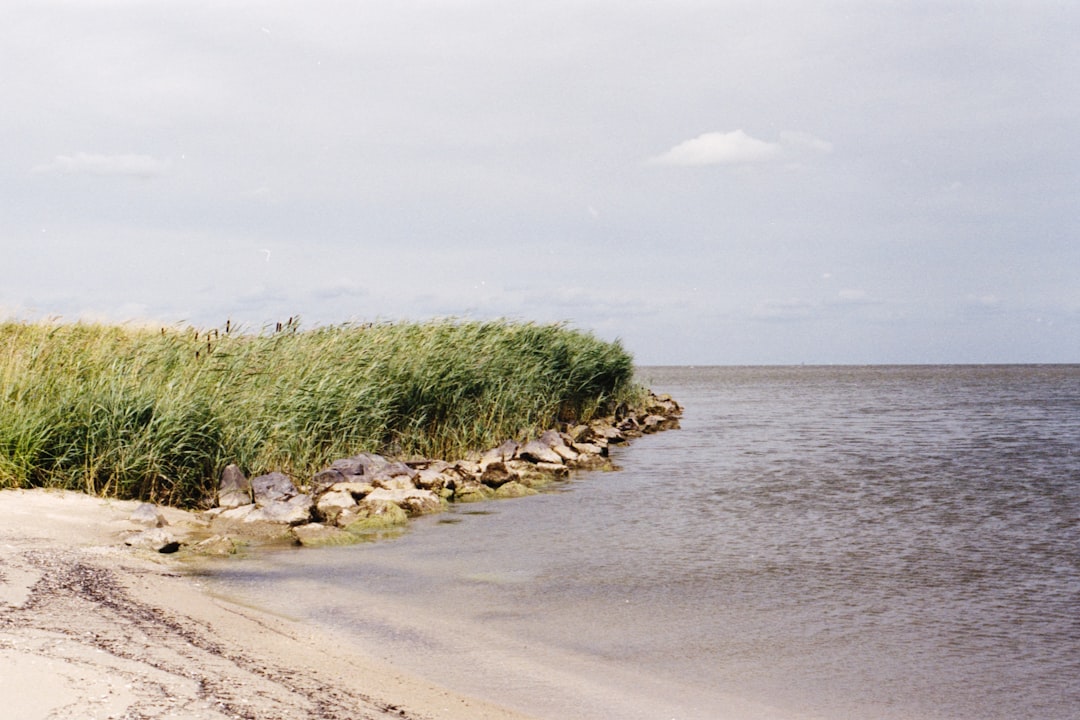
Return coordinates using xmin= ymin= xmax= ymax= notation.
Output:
xmin=209 ymin=366 xmax=1080 ymax=720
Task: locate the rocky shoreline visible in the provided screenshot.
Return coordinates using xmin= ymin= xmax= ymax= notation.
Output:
xmin=125 ymin=391 xmax=682 ymax=554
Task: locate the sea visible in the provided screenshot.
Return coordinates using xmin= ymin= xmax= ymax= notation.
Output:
xmin=206 ymin=366 xmax=1080 ymax=720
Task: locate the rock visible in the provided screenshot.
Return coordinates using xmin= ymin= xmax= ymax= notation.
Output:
xmin=341 ymin=499 xmax=408 ymax=533
xmin=591 ymin=423 xmax=627 ymax=444
xmin=534 ymin=462 xmax=570 ymax=477
xmin=315 ymin=490 xmax=357 ymax=525
xmin=567 ymin=424 xmax=593 ymax=443
xmin=331 ymin=453 xmax=388 ymax=476
xmin=218 ymin=464 xmax=252 ymax=508
xmin=415 ymin=467 xmax=452 ymax=492
xmin=494 ymin=481 xmax=538 ymax=499
xmin=570 ymin=452 xmax=609 ymax=470
xmin=292 ymin=523 xmax=358 ymax=547
xmin=572 ymin=442 xmax=606 ymax=457
xmin=453 ymin=460 xmax=482 ymax=478
xmin=479 ymin=461 xmax=516 ymax=488
xmin=551 ymin=444 xmax=579 ymax=463
xmin=372 ymin=474 xmax=417 ymax=491
xmin=252 ymin=472 xmax=298 ymax=505
xmin=190 ymin=534 xmax=240 ymax=557
xmin=310 ymin=468 xmax=347 ymax=495
xmin=125 ymin=527 xmax=180 ymax=553
xmin=518 ymin=440 xmax=563 ymax=465
xmin=129 ymin=503 xmax=167 ymax=528
xmin=369 ymin=461 xmax=417 ymax=484
xmin=245 ymin=494 xmax=313 ymax=526
xmin=480 ymin=440 xmax=519 ymax=467
xmin=363 ymin=487 xmax=444 ymax=516
xmin=453 ymin=481 xmax=495 ymax=503
xmin=329 ymin=481 xmax=375 ymax=498
xmin=215 ymin=504 xmax=256 ymax=523
xmin=537 ymin=429 xmax=566 ymax=448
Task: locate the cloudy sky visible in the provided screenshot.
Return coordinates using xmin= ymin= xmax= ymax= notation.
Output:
xmin=3 ymin=1 xmax=1078 ymax=364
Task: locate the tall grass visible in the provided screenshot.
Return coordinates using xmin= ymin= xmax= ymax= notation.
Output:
xmin=0 ymin=319 xmax=640 ymax=506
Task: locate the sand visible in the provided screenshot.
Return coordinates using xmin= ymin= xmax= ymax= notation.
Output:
xmin=0 ymin=488 xmax=536 ymax=720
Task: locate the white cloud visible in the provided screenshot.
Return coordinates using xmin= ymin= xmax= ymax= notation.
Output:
xmin=650 ymin=130 xmax=781 ymax=166
xmin=650 ymin=129 xmax=832 ymax=167
xmin=32 ymin=152 xmax=170 ymax=178
xmin=779 ymin=131 xmax=834 ymax=155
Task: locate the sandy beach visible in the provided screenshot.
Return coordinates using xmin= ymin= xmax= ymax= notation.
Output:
xmin=0 ymin=488 xmax=536 ymax=720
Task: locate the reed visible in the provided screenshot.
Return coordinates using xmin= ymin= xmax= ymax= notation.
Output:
xmin=0 ymin=319 xmax=640 ymax=506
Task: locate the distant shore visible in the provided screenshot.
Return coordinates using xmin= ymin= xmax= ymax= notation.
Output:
xmin=0 ymin=488 xmax=537 ymax=720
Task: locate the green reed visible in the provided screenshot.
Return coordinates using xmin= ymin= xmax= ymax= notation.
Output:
xmin=0 ymin=319 xmax=640 ymax=506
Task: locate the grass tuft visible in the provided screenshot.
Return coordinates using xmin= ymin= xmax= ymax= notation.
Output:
xmin=0 ymin=319 xmax=641 ymax=506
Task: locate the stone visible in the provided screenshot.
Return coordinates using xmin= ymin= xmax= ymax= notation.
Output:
xmin=125 ymin=527 xmax=180 ymax=553
xmin=494 ymin=481 xmax=538 ymax=499
xmin=537 ymin=429 xmax=566 ymax=448
xmin=341 ymin=499 xmax=408 ymax=533
xmin=215 ymin=504 xmax=256 ymax=522
xmin=479 ymin=461 xmax=516 ymax=488
xmin=329 ymin=481 xmax=375 ymax=498
xmin=591 ymin=423 xmax=626 ymax=443
xmin=292 ymin=523 xmax=358 ymax=547
xmin=190 ymin=534 xmax=240 ymax=557
xmin=453 ymin=481 xmax=495 ymax=503
xmin=245 ymin=494 xmax=313 ymax=526
xmin=129 ymin=503 xmax=167 ymax=528
xmin=363 ymin=488 xmax=444 ymax=516
xmin=570 ymin=453 xmax=609 ymax=470
xmin=369 ymin=461 xmax=417 ymax=484
xmin=415 ymin=467 xmax=451 ymax=492
xmin=572 ymin=442 xmax=606 ymax=457
xmin=372 ymin=474 xmax=417 ymax=491
xmin=315 ymin=490 xmax=357 ymax=525
xmin=551 ymin=444 xmax=579 ymax=463
xmin=534 ymin=462 xmax=570 ymax=477
xmin=310 ymin=468 xmax=347 ymax=495
xmin=567 ymin=424 xmax=593 ymax=443
xmin=218 ymin=464 xmax=252 ymax=508
xmin=252 ymin=472 xmax=298 ymax=505
xmin=518 ymin=440 xmax=563 ymax=465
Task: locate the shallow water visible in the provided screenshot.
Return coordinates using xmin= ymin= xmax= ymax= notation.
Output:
xmin=209 ymin=366 xmax=1080 ymax=720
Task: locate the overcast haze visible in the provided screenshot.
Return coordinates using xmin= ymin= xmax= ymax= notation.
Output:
xmin=4 ymin=1 xmax=1078 ymax=364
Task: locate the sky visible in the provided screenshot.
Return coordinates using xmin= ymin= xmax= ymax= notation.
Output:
xmin=3 ymin=1 xmax=1078 ymax=365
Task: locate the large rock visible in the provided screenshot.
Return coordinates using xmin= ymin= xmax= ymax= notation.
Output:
xmin=518 ymin=440 xmax=563 ymax=465
xmin=551 ymin=444 xmax=579 ymax=463
xmin=368 ymin=461 xmax=417 ymax=485
xmin=310 ymin=468 xmax=347 ymax=495
xmin=218 ymin=464 xmax=252 ymax=508
xmin=363 ymin=487 xmax=444 ymax=516
xmin=415 ymin=467 xmax=452 ymax=492
xmin=537 ymin=429 xmax=566 ymax=448
xmin=480 ymin=461 xmax=516 ymax=488
xmin=494 ymin=481 xmax=538 ymax=499
xmin=331 ymin=453 xmax=388 ymax=476
xmin=129 ymin=503 xmax=167 ymax=528
xmin=315 ymin=490 xmax=358 ymax=525
xmin=252 ymin=472 xmax=298 ymax=505
xmin=292 ymin=523 xmax=358 ymax=547
xmin=340 ymin=499 xmax=408 ymax=533
xmin=480 ymin=440 xmax=519 ymax=467
xmin=245 ymin=494 xmax=313 ymax=526
xmin=125 ymin=527 xmax=180 ymax=553
xmin=453 ymin=481 xmax=495 ymax=503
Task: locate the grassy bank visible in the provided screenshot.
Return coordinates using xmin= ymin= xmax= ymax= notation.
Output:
xmin=0 ymin=319 xmax=640 ymax=506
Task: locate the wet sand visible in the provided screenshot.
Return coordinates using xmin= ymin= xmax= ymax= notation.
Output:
xmin=0 ymin=488 xmax=535 ymax=720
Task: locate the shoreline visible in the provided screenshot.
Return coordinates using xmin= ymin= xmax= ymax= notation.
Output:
xmin=0 ymin=488 xmax=537 ymax=720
